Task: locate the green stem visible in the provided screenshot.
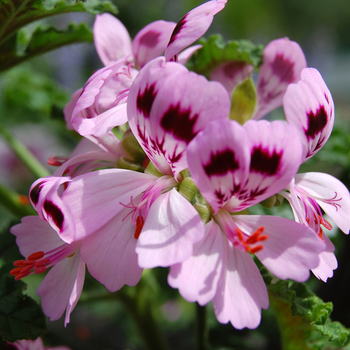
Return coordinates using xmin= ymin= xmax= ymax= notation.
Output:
xmin=0 ymin=125 xmax=50 ymax=178
xmin=117 ymin=290 xmax=170 ymax=350
xmin=195 ymin=303 xmax=210 ymax=350
xmin=0 ymin=182 xmax=35 ymax=217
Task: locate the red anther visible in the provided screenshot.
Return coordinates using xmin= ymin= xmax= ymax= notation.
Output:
xmin=134 ymin=216 xmax=145 ymax=239
xmin=258 ymin=235 xmax=268 ymax=242
xmin=34 ymin=258 xmax=51 ymax=267
xmin=34 ymin=267 xmax=47 ymax=274
xmin=10 ymin=267 xmax=24 ymax=276
xmin=320 ymin=216 xmax=333 ymax=230
xmin=13 ymin=260 xmax=28 ymax=266
xmin=47 ymin=156 xmax=67 ymax=167
xmin=236 ymin=228 xmax=244 ymax=241
xmin=20 ymin=264 xmax=34 ymax=274
xmin=250 ymin=245 xmax=264 ymax=254
xmin=15 ymin=272 xmax=30 ymax=281
xmin=27 ymin=251 xmax=45 ymax=261
xmin=18 ymin=195 xmax=30 ymax=205
xmin=246 ymin=227 xmax=265 ymax=244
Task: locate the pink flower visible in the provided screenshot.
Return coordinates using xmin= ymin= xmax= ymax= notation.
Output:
xmin=11 ymin=216 xmax=85 ymax=326
xmin=279 ymin=67 xmax=350 ymax=281
xmin=168 ymin=118 xmax=326 ymax=329
xmin=66 ymin=0 xmax=227 ymax=138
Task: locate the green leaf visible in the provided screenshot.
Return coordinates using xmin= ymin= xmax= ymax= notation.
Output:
xmin=187 ymin=34 xmax=264 ymax=77
xmin=268 ymin=278 xmax=350 ymax=350
xmin=0 ymin=22 xmax=93 ymax=72
xmin=0 ymin=0 xmax=117 ymax=44
xmin=0 ymin=267 xmax=47 ymax=343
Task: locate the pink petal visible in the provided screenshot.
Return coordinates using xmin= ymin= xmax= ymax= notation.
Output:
xmin=224 ymin=119 xmax=303 ymax=211
xmin=64 ymin=258 xmax=85 ymax=326
xmin=37 ymin=252 xmax=84 ymax=323
xmin=11 ymin=216 xmax=63 ymax=258
xmin=254 ymin=38 xmax=307 ymax=120
xmin=234 ymin=215 xmax=326 ymax=282
xmin=295 ymin=172 xmax=350 ymax=234
xmin=213 ymin=241 xmax=269 ymax=330
xmin=187 ymin=119 xmax=250 ymax=214
xmin=81 ymin=207 xmax=142 ymax=292
xmin=60 ymin=169 xmax=156 ymax=242
xmin=133 ymin=20 xmax=176 ymax=68
xmin=283 ymin=68 xmax=334 ymax=161
xmin=177 ymin=44 xmax=202 ymax=65
xmin=168 ymin=220 xmax=224 ymax=305
xmin=94 ymin=13 xmax=132 ymax=65
xmin=128 ymin=57 xmax=230 ymax=178
xmin=63 ymin=88 xmax=82 ymax=130
xmin=210 ymin=61 xmax=254 ymax=96
xmin=136 ymin=189 xmax=204 ymax=268
xmin=312 ymin=232 xmax=337 ymax=282
xmin=164 ymin=0 xmax=227 ymax=61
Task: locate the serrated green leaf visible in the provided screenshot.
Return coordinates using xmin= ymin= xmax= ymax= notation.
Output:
xmin=187 ymin=34 xmax=264 ymax=77
xmin=268 ymin=279 xmax=350 ymax=350
xmin=0 ymin=0 xmax=117 ymax=44
xmin=0 ymin=269 xmax=47 ymax=343
xmin=0 ymin=22 xmax=93 ymax=72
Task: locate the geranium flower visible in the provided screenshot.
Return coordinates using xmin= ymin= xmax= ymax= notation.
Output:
xmin=279 ymin=68 xmax=350 ymax=281
xmin=10 ymin=216 xmax=85 ymax=326
xmin=168 ymin=118 xmax=326 ymax=329
xmin=6 ymin=337 xmax=71 ymax=350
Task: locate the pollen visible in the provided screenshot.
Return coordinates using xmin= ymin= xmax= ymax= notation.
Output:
xmin=236 ymin=226 xmax=267 ymax=254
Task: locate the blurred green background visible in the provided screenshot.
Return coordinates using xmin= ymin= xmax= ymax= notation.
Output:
xmin=1 ymin=0 xmax=350 ymax=349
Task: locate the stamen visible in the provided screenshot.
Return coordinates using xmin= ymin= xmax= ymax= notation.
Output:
xmin=134 ymin=216 xmax=145 ymax=239
xmin=27 ymin=251 xmax=44 ymax=261
xmin=236 ymin=226 xmax=267 ymax=254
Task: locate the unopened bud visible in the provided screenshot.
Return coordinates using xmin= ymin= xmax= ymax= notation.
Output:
xmin=116 ymin=156 xmax=144 ymax=172
xmin=121 ymin=129 xmax=145 ymax=163
xmin=144 ymin=161 xmax=163 ymax=177
xmin=179 ymin=178 xmax=198 ymax=202
xmin=260 ymin=194 xmax=284 ymax=208
xmin=229 ymin=77 xmax=257 ymax=124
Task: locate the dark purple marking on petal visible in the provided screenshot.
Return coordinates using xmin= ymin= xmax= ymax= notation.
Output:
xmin=224 ymin=61 xmax=248 ymax=78
xmin=43 ymin=200 xmax=64 ymax=231
xmin=30 ymin=181 xmax=45 ymax=205
xmin=271 ymin=54 xmax=295 ymax=83
xmin=250 ymin=147 xmax=282 ymax=176
xmin=139 ymin=30 xmax=161 ymax=48
xmin=160 ymin=104 xmax=199 ymax=143
xmin=324 ymin=93 xmax=329 ymax=104
xmin=215 ymin=189 xmax=227 ymax=204
xmin=136 ymin=84 xmax=157 ymax=118
xmin=304 ymin=105 xmax=328 ymax=140
xmin=204 ymin=149 xmax=239 ymax=177
xmin=168 ymin=14 xmax=187 ymax=45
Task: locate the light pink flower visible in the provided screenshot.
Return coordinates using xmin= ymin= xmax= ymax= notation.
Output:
xmin=169 ymin=118 xmax=326 ymax=329
xmin=8 ymin=337 xmax=71 ymax=350
xmin=11 ymin=216 xmax=85 ymax=326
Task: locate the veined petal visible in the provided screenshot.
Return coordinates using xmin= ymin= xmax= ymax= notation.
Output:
xmin=37 ymin=252 xmax=84 ymax=323
xmin=11 ymin=216 xmax=64 ymax=258
xmin=295 ymin=172 xmax=350 ymax=234
xmin=133 ymin=20 xmax=176 ymax=69
xmin=63 ymin=88 xmax=82 ymax=130
xmin=234 ymin=215 xmax=325 ymax=282
xmin=60 ymin=169 xmax=156 ymax=242
xmin=312 ymin=232 xmax=337 ymax=282
xmin=213 ymin=241 xmax=268 ymax=330
xmin=164 ymin=0 xmax=227 ymax=61
xmin=64 ymin=258 xmax=85 ymax=326
xmin=80 ymin=206 xmax=142 ymax=292
xmin=224 ymin=120 xmax=303 ymax=211
xmin=94 ymin=13 xmax=132 ymax=65
xmin=210 ymin=61 xmax=254 ymax=96
xmin=254 ymin=38 xmax=307 ymax=120
xmin=136 ymin=188 xmax=204 ymax=268
xmin=128 ymin=57 xmax=230 ymax=178
xmin=29 ymin=176 xmax=74 ymax=240
xmin=283 ymin=68 xmax=334 ymax=161
xmin=168 ymin=220 xmax=224 ymax=305
xmin=187 ymin=119 xmax=250 ymax=214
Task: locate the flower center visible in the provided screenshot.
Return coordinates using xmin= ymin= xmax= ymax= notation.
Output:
xmin=11 ymin=242 xmax=80 ymax=280
xmin=235 ymin=226 xmax=268 ymax=254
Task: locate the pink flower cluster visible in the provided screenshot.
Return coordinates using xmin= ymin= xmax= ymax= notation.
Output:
xmin=10 ymin=0 xmax=350 ymax=330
